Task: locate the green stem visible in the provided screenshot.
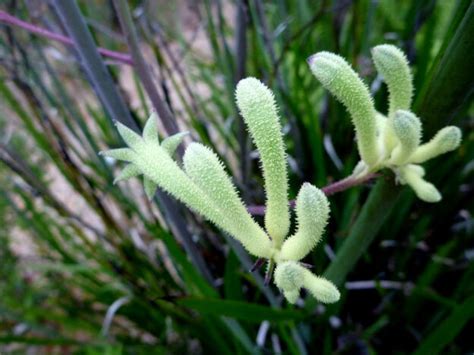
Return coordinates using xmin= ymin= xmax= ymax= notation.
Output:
xmin=324 ymin=177 xmax=401 ymax=287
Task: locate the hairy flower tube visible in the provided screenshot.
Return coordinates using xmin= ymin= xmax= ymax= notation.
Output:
xmin=101 ymin=80 xmax=340 ymax=304
xmin=308 ymin=44 xmax=462 ymax=203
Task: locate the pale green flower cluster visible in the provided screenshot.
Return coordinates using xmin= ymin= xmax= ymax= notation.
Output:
xmin=101 ymin=44 xmax=463 ymax=305
xmin=308 ymin=44 xmax=462 ymax=202
xmin=101 ymin=78 xmax=340 ymax=304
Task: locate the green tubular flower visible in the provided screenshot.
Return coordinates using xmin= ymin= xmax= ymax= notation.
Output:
xmin=279 ymin=183 xmax=329 ymax=261
xmin=274 ymin=261 xmax=340 ymax=304
xmin=389 ymin=110 xmax=422 ymax=165
xmin=183 ymin=143 xmax=272 ymax=257
xmin=302 ymin=270 xmax=340 ymax=304
xmin=101 ymin=119 xmax=271 ymax=258
xmin=371 ymin=44 xmax=413 ymax=117
xmin=236 ymin=78 xmax=290 ymax=246
xmin=308 ymin=45 xmax=462 ymax=203
xmin=409 ymin=126 xmax=462 ymax=164
xmin=372 ymin=45 xmax=413 ymax=153
xmin=103 ymin=91 xmax=340 ymax=304
xmin=397 ymin=165 xmax=441 ymax=203
xmin=274 ymin=261 xmax=304 ymax=304
xmin=308 ymin=52 xmax=380 ymax=167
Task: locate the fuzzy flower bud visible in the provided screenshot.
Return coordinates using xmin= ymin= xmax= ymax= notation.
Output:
xmin=236 ymin=78 xmax=290 ymax=245
xmin=308 ymin=52 xmax=380 ymax=167
xmin=389 ymin=110 xmax=422 ymax=165
xmin=183 ymin=143 xmax=272 ymax=257
xmin=279 ymin=183 xmax=329 ymax=261
xmin=409 ymin=126 xmax=462 ymax=164
xmin=398 ymin=165 xmax=441 ymax=203
xmin=371 ymin=44 xmax=413 ymax=117
xmin=275 ymin=261 xmax=340 ymax=304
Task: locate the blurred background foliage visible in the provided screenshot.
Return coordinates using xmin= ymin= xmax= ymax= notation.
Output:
xmin=0 ymin=0 xmax=473 ymax=353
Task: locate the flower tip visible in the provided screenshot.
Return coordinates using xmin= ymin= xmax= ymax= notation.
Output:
xmin=325 ymin=285 xmax=341 ymax=304
xmin=422 ymin=187 xmax=442 ymax=203
xmin=236 ymin=77 xmax=262 ymax=91
xmin=306 ymin=54 xmax=317 ymax=65
xmin=304 ymin=275 xmax=341 ymax=304
xmin=371 ymin=44 xmax=388 ymax=54
xmin=149 ymin=111 xmax=158 ymax=120
xmin=372 ymin=44 xmax=404 ymax=59
xmin=283 ymin=290 xmax=300 ymax=304
xmin=307 ymin=52 xmax=329 ymax=67
xmin=235 ymin=77 xmax=271 ymax=107
xmin=393 ymin=110 xmax=421 ymax=129
xmin=441 ymin=126 xmax=462 ymax=151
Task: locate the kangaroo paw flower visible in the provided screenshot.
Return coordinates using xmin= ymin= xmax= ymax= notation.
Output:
xmin=279 ymin=183 xmax=329 ymax=261
xmin=183 ymin=142 xmax=272 ymax=257
xmin=308 ymin=52 xmax=380 ymax=167
xmin=409 ymin=126 xmax=462 ymax=164
xmin=398 ymin=165 xmax=441 ymax=203
xmin=308 ymin=45 xmax=462 ymax=203
xmin=275 ymin=261 xmax=340 ymax=304
xmin=113 ymin=164 xmax=141 ymax=184
xmin=236 ymin=78 xmax=290 ymax=246
xmin=104 ymin=82 xmax=340 ymax=303
xmin=371 ymin=44 xmax=413 ymax=116
xmin=389 ymin=110 xmax=422 ymax=165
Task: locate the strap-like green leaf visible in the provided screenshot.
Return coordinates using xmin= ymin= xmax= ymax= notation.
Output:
xmin=177 ymin=297 xmax=305 ymax=322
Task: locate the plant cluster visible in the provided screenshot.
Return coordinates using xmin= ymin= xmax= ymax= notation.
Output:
xmin=103 ymin=44 xmax=463 ymax=305
xmin=102 ymin=78 xmax=340 ymax=304
xmin=308 ymin=45 xmax=462 ymax=202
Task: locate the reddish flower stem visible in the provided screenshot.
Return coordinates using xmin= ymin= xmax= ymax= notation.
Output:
xmin=247 ymin=173 xmax=379 ymax=216
xmin=0 ymin=10 xmax=133 ymax=65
